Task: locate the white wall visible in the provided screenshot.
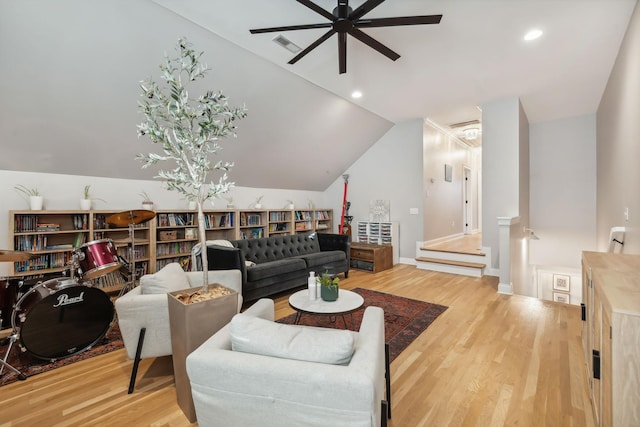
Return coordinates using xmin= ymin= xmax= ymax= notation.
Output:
xmin=0 ymin=170 xmax=324 ymax=276
xmin=481 ymin=97 xmax=522 ymax=270
xmin=529 ymin=115 xmax=597 ymax=269
xmin=597 ymin=2 xmax=640 ymax=254
xmin=323 ymin=119 xmax=424 ymax=260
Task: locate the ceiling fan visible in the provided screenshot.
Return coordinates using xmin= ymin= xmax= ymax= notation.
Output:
xmin=249 ymin=0 xmax=442 ymax=74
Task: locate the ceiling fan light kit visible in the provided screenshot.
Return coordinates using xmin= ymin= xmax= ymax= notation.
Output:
xmin=250 ymin=0 xmax=442 ymax=74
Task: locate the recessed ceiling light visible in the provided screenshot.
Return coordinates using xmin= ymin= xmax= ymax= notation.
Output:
xmin=351 ymin=91 xmax=363 ymax=99
xmin=524 ymin=29 xmax=543 ymax=41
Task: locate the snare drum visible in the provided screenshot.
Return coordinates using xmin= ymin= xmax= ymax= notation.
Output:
xmin=74 ymin=239 xmax=121 ymax=279
xmin=12 ymin=277 xmax=114 ymax=361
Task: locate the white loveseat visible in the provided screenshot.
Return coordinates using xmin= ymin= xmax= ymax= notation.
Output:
xmin=186 ymin=298 xmax=390 ymax=427
xmin=115 ymin=263 xmax=243 ymax=393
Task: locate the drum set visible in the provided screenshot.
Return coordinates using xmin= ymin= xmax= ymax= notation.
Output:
xmin=0 ymin=209 xmax=156 ymax=380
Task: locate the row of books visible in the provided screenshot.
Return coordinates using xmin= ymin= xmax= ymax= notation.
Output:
xmin=13 ymin=252 xmax=70 ymax=272
xmin=294 ymin=211 xmax=312 ymax=221
xmin=314 ymin=210 xmax=331 ymax=220
xmin=203 ymin=213 xmax=234 ymax=228
xmin=156 ymin=256 xmax=191 ymax=272
xmin=268 ymin=223 xmax=289 ymax=232
xmin=156 ymin=241 xmax=196 ymax=256
xmin=240 ymin=228 xmax=264 ymax=239
xmin=269 ymin=211 xmax=289 ymax=222
xmin=157 ymin=213 xmax=195 ymax=227
xmin=240 ymin=213 xmax=262 ymax=226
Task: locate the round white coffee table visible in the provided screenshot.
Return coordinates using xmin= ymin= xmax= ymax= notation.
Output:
xmin=288 ymin=289 xmax=364 ymax=329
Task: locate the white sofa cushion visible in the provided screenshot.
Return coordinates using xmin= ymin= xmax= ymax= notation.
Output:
xmin=140 ymin=262 xmax=190 ymax=294
xmin=230 ymin=312 xmax=355 ymax=364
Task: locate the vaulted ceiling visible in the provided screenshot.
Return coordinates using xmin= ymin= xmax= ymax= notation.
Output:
xmin=0 ymin=0 xmax=636 ymax=190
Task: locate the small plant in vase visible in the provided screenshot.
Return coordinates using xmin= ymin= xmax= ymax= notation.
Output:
xmin=253 ymin=195 xmax=264 ymax=209
xmin=318 ymin=271 xmax=339 ymax=301
xmin=140 ymin=191 xmax=154 ymax=210
xmin=15 ymin=185 xmax=43 ymax=210
xmin=81 ymin=185 xmax=106 ymax=210
xmin=286 ymin=199 xmax=294 ymax=209
xmin=224 ymin=196 xmax=235 ymax=209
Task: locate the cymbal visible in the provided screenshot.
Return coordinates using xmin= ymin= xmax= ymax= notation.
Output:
xmin=0 ymin=250 xmax=38 ymax=262
xmin=106 ymin=209 xmax=156 ymax=227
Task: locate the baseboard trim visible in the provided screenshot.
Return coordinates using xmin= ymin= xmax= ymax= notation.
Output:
xmin=498 ymin=282 xmax=513 ymax=295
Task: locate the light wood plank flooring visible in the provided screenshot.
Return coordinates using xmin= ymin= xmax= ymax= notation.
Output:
xmin=0 ymin=265 xmax=594 ymax=426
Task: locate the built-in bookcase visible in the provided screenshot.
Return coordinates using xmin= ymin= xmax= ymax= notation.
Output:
xmin=8 ymin=208 xmax=334 ymax=292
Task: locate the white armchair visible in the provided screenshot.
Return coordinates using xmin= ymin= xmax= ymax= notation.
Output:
xmin=186 ymin=298 xmax=391 ymax=427
xmin=115 ymin=263 xmax=242 ymax=393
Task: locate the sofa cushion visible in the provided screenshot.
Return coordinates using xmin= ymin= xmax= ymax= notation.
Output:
xmin=295 ymin=250 xmax=346 ymax=269
xmin=140 ymin=262 xmax=190 ymax=294
xmin=230 ymin=313 xmax=355 ymax=364
xmin=246 ymin=258 xmax=307 ymax=282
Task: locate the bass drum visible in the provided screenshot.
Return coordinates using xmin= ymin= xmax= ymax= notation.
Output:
xmin=12 ymin=278 xmax=114 ymax=361
xmin=0 ymin=278 xmax=19 ymax=330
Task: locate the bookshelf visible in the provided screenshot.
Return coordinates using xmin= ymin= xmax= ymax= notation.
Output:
xmin=7 ymin=208 xmax=334 ymax=289
xmin=9 ymin=211 xmax=90 ymax=277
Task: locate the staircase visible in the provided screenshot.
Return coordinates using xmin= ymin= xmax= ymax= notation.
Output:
xmin=415 ymin=237 xmax=488 ymax=277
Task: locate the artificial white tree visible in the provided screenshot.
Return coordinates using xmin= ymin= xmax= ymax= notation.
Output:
xmin=137 ymin=38 xmax=247 ymax=292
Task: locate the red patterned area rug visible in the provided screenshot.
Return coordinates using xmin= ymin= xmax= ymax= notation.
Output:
xmin=0 ymin=324 xmax=123 ymax=387
xmin=278 ymin=288 xmax=448 ymax=362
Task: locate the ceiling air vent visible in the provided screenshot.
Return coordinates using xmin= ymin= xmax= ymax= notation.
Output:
xmin=272 ymin=35 xmax=301 ymax=53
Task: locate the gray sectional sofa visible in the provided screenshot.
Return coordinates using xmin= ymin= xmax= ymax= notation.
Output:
xmin=202 ymin=233 xmax=350 ymax=302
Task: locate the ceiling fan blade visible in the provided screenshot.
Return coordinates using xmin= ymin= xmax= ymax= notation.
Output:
xmin=288 ymin=29 xmax=336 ymax=65
xmin=296 ymin=0 xmax=336 ymax=21
xmin=338 ymin=32 xmax=347 ymax=74
xmin=347 ymin=27 xmax=400 ymax=61
xmin=357 ymin=15 xmax=443 ymax=28
xmin=349 ymin=0 xmax=386 ymax=21
xmin=250 ymin=23 xmax=332 ymax=34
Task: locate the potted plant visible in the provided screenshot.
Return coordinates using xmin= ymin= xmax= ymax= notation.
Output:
xmin=253 ymin=195 xmax=264 ymax=209
xmin=140 ymin=191 xmax=154 ymax=210
xmin=318 ymin=271 xmax=340 ymax=301
xmin=137 ymin=37 xmax=247 ymax=422
xmin=81 ymin=185 xmax=106 ymax=210
xmin=286 ymin=199 xmax=295 ymax=209
xmin=15 ymin=185 xmax=43 ymax=210
xmin=224 ymin=195 xmax=235 ymax=209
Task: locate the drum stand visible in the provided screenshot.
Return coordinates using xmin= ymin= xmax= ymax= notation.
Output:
xmin=118 ymin=223 xmax=137 ymax=298
xmin=0 ymin=330 xmax=25 ymax=379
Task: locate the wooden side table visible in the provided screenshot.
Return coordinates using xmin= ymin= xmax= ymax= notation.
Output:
xmin=350 ymin=242 xmax=393 ymax=273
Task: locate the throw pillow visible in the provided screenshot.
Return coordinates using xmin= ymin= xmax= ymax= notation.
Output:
xmin=140 ymin=262 xmax=190 ymax=294
xmin=230 ymin=313 xmax=355 ymax=365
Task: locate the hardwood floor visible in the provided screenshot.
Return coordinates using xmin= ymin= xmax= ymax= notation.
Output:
xmin=0 ymin=265 xmax=594 ymax=426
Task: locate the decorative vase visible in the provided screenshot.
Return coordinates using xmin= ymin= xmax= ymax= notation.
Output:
xmin=168 ymin=285 xmax=239 ymax=423
xmin=254 ymin=203 xmax=262 ymax=209
xmin=287 ymin=203 xmax=294 ymax=210
xmin=321 ymin=284 xmax=339 ymax=302
xmin=188 ymin=200 xmax=197 ymax=210
xmin=29 ymin=195 xmax=43 ymax=211
xmin=80 ymin=199 xmax=92 ymax=210
xmin=142 ymin=201 xmax=154 ymax=210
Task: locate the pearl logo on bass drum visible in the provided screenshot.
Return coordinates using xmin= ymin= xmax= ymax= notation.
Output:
xmin=53 ymin=292 xmax=85 ymax=308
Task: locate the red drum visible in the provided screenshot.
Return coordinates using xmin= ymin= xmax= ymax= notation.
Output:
xmin=12 ymin=278 xmax=114 ymax=361
xmin=74 ymin=239 xmax=121 ymax=279
xmin=0 ymin=278 xmax=19 ymax=330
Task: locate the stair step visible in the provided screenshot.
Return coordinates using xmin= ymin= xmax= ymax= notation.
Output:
xmin=419 ymin=247 xmax=486 ymax=257
xmin=415 ymin=257 xmax=486 ymax=269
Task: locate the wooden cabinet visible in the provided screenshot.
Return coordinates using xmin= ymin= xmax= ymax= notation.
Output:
xmin=356 ymin=221 xmax=399 ymax=264
xmin=581 ymin=252 xmax=640 ymax=426
xmin=350 ymin=242 xmax=393 ymax=273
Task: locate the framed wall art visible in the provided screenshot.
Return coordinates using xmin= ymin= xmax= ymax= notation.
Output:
xmin=553 ymin=274 xmax=571 ymax=292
